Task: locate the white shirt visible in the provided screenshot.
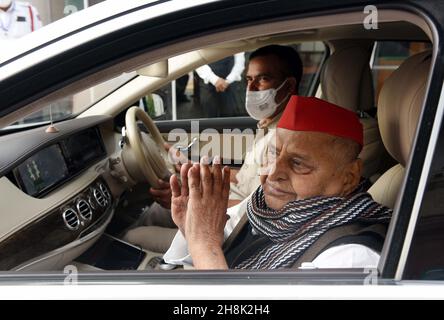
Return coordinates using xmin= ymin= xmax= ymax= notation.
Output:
xmin=0 ymin=1 xmax=42 ymax=42
xmin=163 ymin=196 xmax=380 ymax=269
xmin=195 ymin=52 xmax=245 ymax=86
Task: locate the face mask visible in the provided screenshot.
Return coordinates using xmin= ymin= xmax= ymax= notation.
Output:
xmin=0 ymin=0 xmax=12 ymax=8
xmin=245 ymin=79 xmax=290 ymax=120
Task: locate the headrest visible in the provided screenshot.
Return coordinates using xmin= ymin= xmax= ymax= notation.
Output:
xmin=321 ymin=41 xmax=374 ymax=112
xmin=377 ymin=50 xmax=431 ymax=166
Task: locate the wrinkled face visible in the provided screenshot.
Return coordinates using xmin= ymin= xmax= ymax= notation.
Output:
xmin=260 ymin=128 xmax=362 ymax=210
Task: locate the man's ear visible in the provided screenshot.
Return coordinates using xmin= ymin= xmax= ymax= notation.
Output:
xmin=287 ymin=77 xmax=298 ymax=94
xmin=343 ymin=158 xmax=363 ymax=195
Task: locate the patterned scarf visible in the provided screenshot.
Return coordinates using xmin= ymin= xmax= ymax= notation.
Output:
xmin=235 ymin=182 xmax=392 ymax=269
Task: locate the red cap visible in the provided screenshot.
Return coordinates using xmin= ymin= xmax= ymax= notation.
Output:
xmin=277 ymin=96 xmax=363 ymax=149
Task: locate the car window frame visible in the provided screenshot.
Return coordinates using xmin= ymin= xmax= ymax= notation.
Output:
xmin=391 ymin=56 xmax=444 ymax=281
xmin=377 ymin=18 xmax=444 ymax=280
xmin=0 ymin=2 xmax=440 ymax=285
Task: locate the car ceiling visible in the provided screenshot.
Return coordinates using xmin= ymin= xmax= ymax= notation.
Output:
xmin=78 ymin=20 xmax=430 ymax=119
xmin=1 ymin=15 xmax=431 ymax=128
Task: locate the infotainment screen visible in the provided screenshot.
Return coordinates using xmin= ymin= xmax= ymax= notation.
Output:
xmin=14 ymin=144 xmax=68 ymax=197
xmin=11 ymin=127 xmax=106 ymax=198
xmin=61 ymin=128 xmax=106 ymax=170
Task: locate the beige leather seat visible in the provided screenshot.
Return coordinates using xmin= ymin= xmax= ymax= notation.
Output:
xmin=321 ymin=40 xmax=387 ymax=179
xmin=122 ymin=202 xmax=177 ymax=253
xmin=368 ymin=50 xmax=431 ymax=208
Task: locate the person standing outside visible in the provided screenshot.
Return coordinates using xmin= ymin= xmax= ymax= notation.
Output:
xmin=195 ymin=52 xmax=246 ymax=117
xmin=0 ymin=0 xmax=42 ymax=43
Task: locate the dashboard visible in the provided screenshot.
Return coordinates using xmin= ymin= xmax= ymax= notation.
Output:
xmin=0 ymin=115 xmax=119 ymax=270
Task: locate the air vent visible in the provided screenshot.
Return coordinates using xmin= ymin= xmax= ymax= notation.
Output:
xmin=93 ymin=188 xmax=107 ymax=207
xmin=99 ymin=183 xmax=111 ymax=201
xmin=62 ymin=208 xmax=80 ymax=231
xmin=77 ymin=199 xmax=92 ymax=221
xmin=88 ymin=195 xmax=97 ymax=210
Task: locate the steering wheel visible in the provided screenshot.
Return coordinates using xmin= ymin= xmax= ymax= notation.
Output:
xmin=122 ymin=106 xmax=175 ymax=188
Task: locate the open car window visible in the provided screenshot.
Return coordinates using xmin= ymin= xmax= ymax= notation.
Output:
xmin=371 ymin=41 xmax=432 ymax=105
xmin=140 ymin=41 xmax=326 ymax=121
xmin=0 ymin=1 xmax=443 ymax=295
xmin=4 ymin=72 xmax=137 ymax=130
xmin=403 ymin=122 xmax=444 ymax=281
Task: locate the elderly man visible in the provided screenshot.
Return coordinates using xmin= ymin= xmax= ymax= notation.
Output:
xmin=165 ymin=96 xmax=392 ymax=269
xmin=124 ymin=45 xmax=302 ymax=252
xmin=150 ymin=45 xmax=302 ymax=207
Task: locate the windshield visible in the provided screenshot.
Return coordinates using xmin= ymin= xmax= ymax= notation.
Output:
xmin=2 ymin=0 xmax=136 ymax=129
xmin=5 ymin=72 xmax=136 ymax=129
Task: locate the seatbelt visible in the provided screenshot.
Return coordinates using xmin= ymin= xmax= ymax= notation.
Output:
xmin=222 ymin=212 xmax=248 ymax=252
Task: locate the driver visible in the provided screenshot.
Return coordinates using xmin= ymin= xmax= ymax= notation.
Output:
xmin=164 ymin=96 xmax=392 ymax=269
xmin=123 ymin=45 xmax=302 ymax=253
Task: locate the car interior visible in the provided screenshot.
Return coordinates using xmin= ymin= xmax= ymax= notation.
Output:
xmin=0 ymin=9 xmax=434 ymax=273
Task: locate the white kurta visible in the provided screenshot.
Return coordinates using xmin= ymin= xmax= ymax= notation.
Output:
xmin=163 ymin=196 xmax=380 ymax=268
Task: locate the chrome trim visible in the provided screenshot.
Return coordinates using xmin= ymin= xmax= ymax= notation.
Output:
xmin=88 ymin=195 xmax=98 ymax=210
xmin=99 ymin=183 xmax=111 ymax=201
xmin=13 ymin=207 xmax=114 ymax=271
xmin=119 ymin=126 xmax=127 ymax=149
xmin=395 ymin=79 xmax=444 ymax=280
xmin=76 ymin=199 xmax=92 ymax=221
xmin=93 ymin=187 xmax=107 ymax=207
xmin=62 ymin=208 xmax=80 ymax=231
xmin=175 ymin=137 xmax=198 ymax=151
xmin=371 ymin=65 xmax=399 ymax=70
xmin=78 ymin=205 xmax=112 ymax=239
xmin=106 ymin=234 xmax=146 ymax=251
xmin=369 ymin=41 xmax=377 ymax=68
